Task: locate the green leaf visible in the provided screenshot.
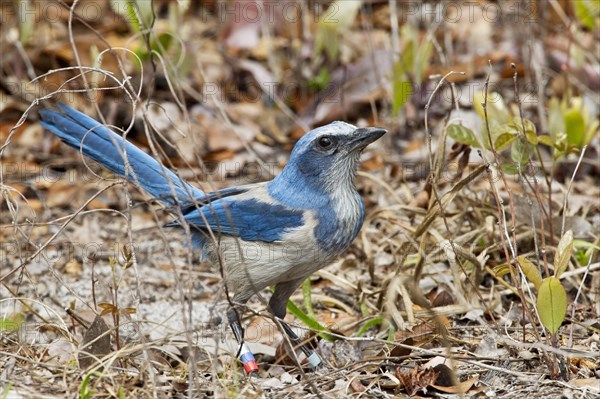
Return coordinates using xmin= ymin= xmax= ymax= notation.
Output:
xmin=356 ymin=317 xmax=384 ymax=337
xmin=399 ymin=25 xmax=416 ymax=69
xmin=517 ymin=256 xmax=542 ymax=290
xmin=547 ymin=97 xmax=565 ymax=141
xmin=574 ymin=0 xmax=600 ymax=30
xmin=573 ymin=240 xmax=600 ymax=265
xmin=392 ymin=32 xmax=416 ymax=114
xmin=523 ymin=119 xmax=538 ymax=144
xmin=555 ymin=230 xmax=574 ymax=278
xmin=286 ymin=297 xmax=336 ymax=342
xmin=564 ymin=108 xmax=586 ymax=148
xmin=585 ymin=118 xmax=599 ymax=147
xmin=474 ymin=91 xmax=510 ymax=125
xmin=537 ymin=135 xmax=554 ymax=147
xmin=494 ymin=132 xmax=517 ymax=151
xmin=507 ymin=118 xmax=537 ymax=144
xmin=500 ymin=162 xmax=519 ymax=175
xmin=473 ymin=91 xmax=486 ymax=121
xmin=111 ymin=0 xmax=141 ymax=32
xmin=308 ymin=68 xmax=331 ymax=92
xmin=387 ymin=324 xmax=396 ymax=341
xmin=314 ymin=23 xmax=339 ymax=60
xmin=573 ymin=240 xmax=600 ymax=251
xmin=108 ymin=0 xmax=154 ymax=33
xmin=80 ymin=372 xmax=102 ymax=399
xmin=510 ymin=137 xmax=529 ymax=165
xmin=315 ymin=0 xmax=361 ymax=60
xmin=489 ymin=93 xmax=511 ymax=125
xmin=392 ymin=78 xmax=412 ymax=114
xmin=127 ymin=2 xmax=141 ymax=32
xmin=326 ymin=0 xmax=362 ymax=30
xmin=0 ymin=313 xmax=25 ymax=332
xmin=153 ymin=32 xmax=173 ymax=53
xmin=552 ymin=134 xmax=569 ymax=159
xmin=414 ymin=38 xmax=433 ymax=86
xmin=484 ymin=119 xmax=506 ymax=150
xmin=492 ymin=263 xmax=511 ymax=277
xmin=302 ymin=278 xmax=316 ymax=319
xmin=537 ymin=277 xmax=567 ymax=334
xmin=80 ymin=373 xmax=93 ymax=399
xmin=18 ymin=0 xmax=35 ymax=45
xmin=447 ymin=124 xmax=480 ymax=148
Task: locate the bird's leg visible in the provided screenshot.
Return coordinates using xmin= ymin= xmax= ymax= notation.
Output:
xmin=227 ymin=306 xmax=258 ymax=374
xmin=270 ymin=280 xmax=322 ymax=369
xmin=279 ymin=321 xmax=322 ymax=368
xmin=226 ymin=307 xmax=244 ymax=342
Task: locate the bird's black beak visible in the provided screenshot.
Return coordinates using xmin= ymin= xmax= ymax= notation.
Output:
xmin=349 ymin=127 xmax=387 ymax=151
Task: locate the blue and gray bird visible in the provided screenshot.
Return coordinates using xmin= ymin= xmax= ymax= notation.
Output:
xmin=40 ymin=103 xmax=386 ymax=372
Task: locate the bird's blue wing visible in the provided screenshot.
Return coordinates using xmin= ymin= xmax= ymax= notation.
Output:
xmin=40 ymin=103 xmax=203 ymax=206
xmin=179 ymin=185 xmax=257 ymax=212
xmin=181 ymin=188 xmax=305 ymax=242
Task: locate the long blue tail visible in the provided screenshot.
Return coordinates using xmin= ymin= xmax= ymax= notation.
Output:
xmin=39 ymin=103 xmax=203 ymax=206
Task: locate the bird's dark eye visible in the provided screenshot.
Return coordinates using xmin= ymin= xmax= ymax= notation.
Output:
xmin=317 ymin=136 xmax=333 ymax=148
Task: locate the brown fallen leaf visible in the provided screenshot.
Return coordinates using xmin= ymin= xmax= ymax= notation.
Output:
xmin=139 ymin=101 xmax=207 ymax=166
xmin=430 ymin=290 xmax=455 ymax=307
xmin=397 ymin=363 xmax=481 ymax=396
xmin=568 ymin=378 xmax=600 ymax=393
xmin=393 ymin=318 xmax=448 ymax=343
xmin=47 ymin=339 xmax=76 ymax=364
xmin=385 ymin=337 xmax=413 ymax=364
xmin=245 ymin=316 xmax=279 ymax=347
xmin=430 ymin=363 xmax=455 ymax=387
xmin=222 ymin=0 xmax=261 ymax=51
xmin=426 ymin=51 xmax=525 ymax=83
xmin=396 ymin=365 xmax=438 ymax=396
xmin=361 ymin=152 xmax=385 ymax=171
xmin=571 ymin=357 xmax=599 ymax=371
xmin=0 ymin=119 xmax=29 ymax=142
xmin=64 ymin=259 xmax=83 ymax=276
xmin=44 ymin=32 xmax=135 ymax=79
xmin=409 ymin=184 xmax=431 ymax=209
xmin=349 ymin=378 xmax=367 ymax=393
xmin=432 ymin=375 xmax=480 ymax=394
xmin=78 ymin=315 xmax=111 ymax=370
xmin=44 ymin=180 xmax=78 ymax=207
xmin=309 ymin=49 xmax=393 ymax=126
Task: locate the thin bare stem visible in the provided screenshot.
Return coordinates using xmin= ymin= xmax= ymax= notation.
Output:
xmin=561 ymin=146 xmax=588 ymax=236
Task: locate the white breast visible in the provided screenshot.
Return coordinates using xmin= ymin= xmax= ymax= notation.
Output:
xmin=204 ymin=210 xmax=331 ymax=303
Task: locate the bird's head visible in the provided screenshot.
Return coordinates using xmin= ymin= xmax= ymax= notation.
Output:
xmin=272 ymin=122 xmax=386 ymax=198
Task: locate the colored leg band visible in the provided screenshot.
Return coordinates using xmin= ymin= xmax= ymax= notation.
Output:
xmin=307 ymin=352 xmax=322 ymax=368
xmin=239 ymin=343 xmax=258 ymax=374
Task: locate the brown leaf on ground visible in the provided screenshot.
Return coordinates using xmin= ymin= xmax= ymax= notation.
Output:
xmin=309 ymin=49 xmax=393 ymax=126
xmin=349 ymin=378 xmax=367 ymax=393
xmin=396 ymin=363 xmax=480 ymax=396
xmin=396 ymin=365 xmax=438 ymax=396
xmin=568 ymin=378 xmax=600 ymax=393
xmin=222 ymin=1 xmax=262 ymax=51
xmin=432 ymin=375 xmax=480 ymax=394
xmin=394 ymin=318 xmax=449 ymax=344
xmin=386 ymin=338 xmax=413 ymax=363
xmin=64 ymin=259 xmax=83 ymax=276
xmin=141 ymin=102 xmax=208 ymax=165
xmin=78 ymin=315 xmax=111 ymax=370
